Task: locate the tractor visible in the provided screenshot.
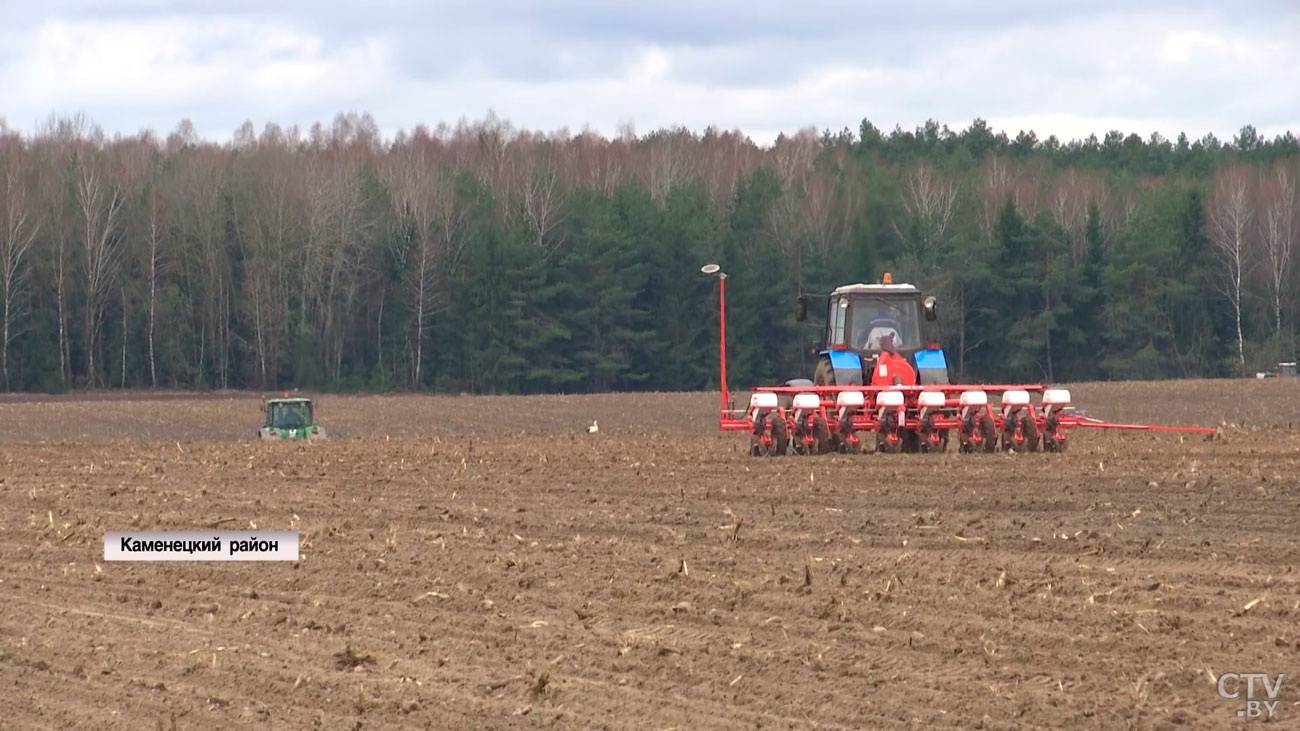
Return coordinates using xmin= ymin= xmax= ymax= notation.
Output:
xmin=700 ymin=263 xmax=1218 ymax=456
xmin=259 ymin=395 xmax=326 ymax=440
xmin=798 ymin=273 xmax=948 ymax=388
xmin=790 ymin=274 xmax=950 ymax=453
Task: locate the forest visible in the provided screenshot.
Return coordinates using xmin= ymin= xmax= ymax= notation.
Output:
xmin=0 ymin=112 xmax=1297 ymax=393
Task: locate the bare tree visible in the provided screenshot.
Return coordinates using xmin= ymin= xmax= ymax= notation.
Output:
xmin=76 ymin=155 xmax=127 ymax=387
xmin=516 ymin=134 xmax=570 ymax=255
xmin=109 ymin=134 xmax=162 ymax=388
xmin=458 ymin=112 xmax=516 ymax=225
xmin=568 ymin=131 xmax=627 ymax=198
xmin=227 ymin=134 xmax=303 ymax=388
xmin=32 ymin=116 xmax=99 ymax=385
xmin=320 ymin=165 xmax=367 ymax=381
xmin=0 ymin=146 xmax=38 ymax=390
xmin=167 ymin=145 xmax=229 ymax=387
xmin=384 ymin=135 xmax=471 ymax=385
xmin=764 ymin=128 xmax=820 ymax=274
xmin=1259 ymin=162 xmax=1297 ymax=336
xmin=145 ymin=187 xmax=163 ymax=386
xmin=646 ymin=127 xmax=698 ymax=205
xmin=978 ymin=155 xmax=1011 ymax=241
xmin=693 ymin=128 xmax=761 ymax=209
xmin=385 ymin=147 xmax=435 ymax=384
xmin=1008 ymin=157 xmax=1047 ymax=223
xmin=1047 ymin=169 xmax=1104 ymax=263
xmin=1209 ymin=165 xmax=1255 ymax=372
xmin=895 ymin=162 xmax=959 ymax=268
xmin=800 ymin=151 xmax=856 ymax=261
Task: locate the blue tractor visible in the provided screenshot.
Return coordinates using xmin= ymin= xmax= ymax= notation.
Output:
xmin=796 ymin=273 xmax=950 ymax=388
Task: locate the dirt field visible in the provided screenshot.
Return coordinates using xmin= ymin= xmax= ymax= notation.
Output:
xmin=0 ymin=381 xmax=1297 ymax=729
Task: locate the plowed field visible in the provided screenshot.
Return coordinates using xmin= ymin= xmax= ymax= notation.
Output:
xmin=1 ymin=381 xmax=1297 ymax=729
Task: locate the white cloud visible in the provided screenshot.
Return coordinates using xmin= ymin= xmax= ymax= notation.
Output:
xmin=0 ymin=2 xmax=1296 ymax=146
xmin=1 ymin=16 xmax=395 ymax=138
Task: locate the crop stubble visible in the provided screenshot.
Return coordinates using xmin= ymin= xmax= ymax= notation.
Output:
xmin=0 ymin=382 xmax=1298 ymax=729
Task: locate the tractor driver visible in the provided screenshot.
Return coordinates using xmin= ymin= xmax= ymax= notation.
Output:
xmin=272 ymin=405 xmax=291 ymax=429
xmin=859 ymin=309 xmax=907 ymax=351
xmin=855 ymin=300 xmax=912 ymax=352
xmin=273 ymin=403 xmax=307 ymax=429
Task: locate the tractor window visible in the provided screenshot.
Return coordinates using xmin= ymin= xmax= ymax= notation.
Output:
xmin=828 ymin=297 xmax=849 ymax=347
xmin=850 ymin=298 xmax=921 ymax=351
xmin=270 ymin=403 xmax=310 ymax=429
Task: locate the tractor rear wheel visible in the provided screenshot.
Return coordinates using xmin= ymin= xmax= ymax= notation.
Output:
xmin=813 ymin=357 xmax=835 ymax=386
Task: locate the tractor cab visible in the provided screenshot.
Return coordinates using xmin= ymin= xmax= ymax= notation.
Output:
xmin=259 ymin=396 xmax=326 ymax=440
xmin=798 ymin=274 xmax=948 ymax=386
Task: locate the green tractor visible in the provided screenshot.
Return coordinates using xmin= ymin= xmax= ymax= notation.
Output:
xmin=259 ymin=395 xmax=326 ymax=440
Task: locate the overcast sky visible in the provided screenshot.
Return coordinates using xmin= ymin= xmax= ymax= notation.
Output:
xmin=2 ymin=1 xmax=1297 ymax=146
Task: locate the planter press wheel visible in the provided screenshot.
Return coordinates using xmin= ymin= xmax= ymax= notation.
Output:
xmin=920 ymin=415 xmax=949 ymax=453
xmin=1043 ymin=427 xmax=1067 ymax=453
xmin=1020 ymin=414 xmax=1040 ymax=453
xmin=767 ymin=413 xmax=789 ymax=456
xmin=811 ymin=415 xmax=833 ymax=455
xmin=978 ymin=412 xmax=997 ymax=453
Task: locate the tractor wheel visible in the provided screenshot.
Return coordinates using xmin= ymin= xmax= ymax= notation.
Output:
xmin=768 ymin=413 xmax=789 ymax=456
xmin=978 ymin=413 xmax=997 ymax=453
xmin=813 ymin=357 xmax=835 ymax=386
xmin=1020 ymin=415 xmax=1040 ymax=452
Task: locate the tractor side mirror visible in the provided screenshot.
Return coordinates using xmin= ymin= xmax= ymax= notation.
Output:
xmin=923 ymin=295 xmax=937 ymax=321
xmin=796 ymin=295 xmax=809 ymax=322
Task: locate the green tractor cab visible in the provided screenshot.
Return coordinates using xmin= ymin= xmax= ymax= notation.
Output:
xmin=259 ymin=396 xmax=326 ymax=440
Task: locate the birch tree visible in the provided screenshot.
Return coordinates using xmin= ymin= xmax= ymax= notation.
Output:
xmin=1209 ymin=165 xmax=1254 ymax=372
xmin=76 ymin=154 xmax=126 ymax=386
xmin=0 ymin=147 xmax=37 ymax=390
xmin=1259 ymin=163 xmax=1296 ymax=336
xmin=895 ymin=162 xmax=959 ymax=269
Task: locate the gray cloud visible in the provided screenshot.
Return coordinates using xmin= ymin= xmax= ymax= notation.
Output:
xmin=2 ymin=1 xmax=1297 ymax=145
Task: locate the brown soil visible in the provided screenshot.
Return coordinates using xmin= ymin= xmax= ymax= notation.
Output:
xmin=1 ymin=381 xmax=1298 ymax=729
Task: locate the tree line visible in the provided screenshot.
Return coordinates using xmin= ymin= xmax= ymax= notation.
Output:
xmin=0 ymin=112 xmax=1296 ymax=394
